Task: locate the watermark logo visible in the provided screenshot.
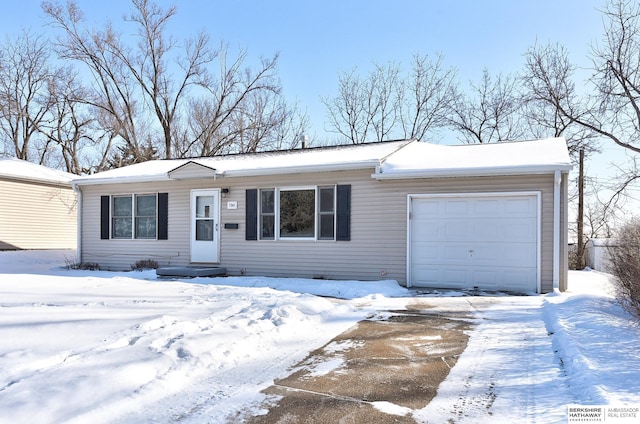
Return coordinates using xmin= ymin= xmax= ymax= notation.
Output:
xmin=568 ymin=405 xmax=639 ymax=423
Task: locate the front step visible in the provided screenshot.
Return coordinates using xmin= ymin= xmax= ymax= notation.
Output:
xmin=156 ymin=266 xmax=226 ymax=278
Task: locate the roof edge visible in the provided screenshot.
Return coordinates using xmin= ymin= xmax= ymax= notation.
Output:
xmin=222 ymin=159 xmax=383 ymax=178
xmin=72 ymin=174 xmax=172 ymax=186
xmin=372 ymin=164 xmax=573 ymax=180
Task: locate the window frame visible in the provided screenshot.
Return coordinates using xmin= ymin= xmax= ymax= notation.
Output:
xmin=110 ymin=193 xmax=159 ymax=240
xmin=257 ymin=185 xmax=337 ymax=241
xmin=134 ymin=194 xmax=159 ymax=239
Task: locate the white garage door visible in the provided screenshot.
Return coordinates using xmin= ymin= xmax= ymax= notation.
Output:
xmin=409 ymin=193 xmax=539 ymax=293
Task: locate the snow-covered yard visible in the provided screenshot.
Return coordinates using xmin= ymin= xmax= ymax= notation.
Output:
xmin=1 ymin=250 xmax=639 ymax=423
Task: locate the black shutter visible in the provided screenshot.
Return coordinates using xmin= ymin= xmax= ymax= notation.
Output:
xmin=100 ymin=195 xmax=110 ymax=240
xmin=157 ymin=193 xmax=168 ymax=240
xmin=246 ymin=189 xmax=258 ymax=240
xmin=336 ymin=184 xmax=351 ymax=241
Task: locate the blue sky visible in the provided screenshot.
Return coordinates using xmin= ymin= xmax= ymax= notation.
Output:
xmin=2 ymin=0 xmax=606 ymax=141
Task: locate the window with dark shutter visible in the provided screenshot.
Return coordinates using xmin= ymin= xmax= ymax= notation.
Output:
xmin=246 ymin=189 xmax=258 ymax=240
xmin=336 ymin=184 xmax=351 ymax=241
xmin=100 ymin=195 xmax=110 ymax=240
xmin=157 ymin=193 xmax=168 ymax=240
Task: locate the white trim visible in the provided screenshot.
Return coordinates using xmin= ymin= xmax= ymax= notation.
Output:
xmin=168 ymin=161 xmax=218 ymax=180
xmin=553 ymin=170 xmax=561 ymax=290
xmin=374 ymin=165 xmax=572 ymax=180
xmin=72 ymin=182 xmax=82 ymax=264
xmin=277 ymin=186 xmax=317 ymax=240
xmin=406 ymin=191 xmax=542 ymax=293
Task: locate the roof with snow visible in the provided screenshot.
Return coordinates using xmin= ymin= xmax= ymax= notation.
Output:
xmin=72 ymin=138 xmax=572 ymax=186
xmin=0 ymin=157 xmax=76 ymax=186
xmin=375 ymin=137 xmax=572 ymax=179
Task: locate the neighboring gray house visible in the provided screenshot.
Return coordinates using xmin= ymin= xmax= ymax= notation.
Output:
xmin=72 ymin=138 xmax=572 ymax=293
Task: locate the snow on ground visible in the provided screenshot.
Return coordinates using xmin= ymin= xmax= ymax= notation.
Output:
xmin=1 ymin=251 xmax=639 ymax=423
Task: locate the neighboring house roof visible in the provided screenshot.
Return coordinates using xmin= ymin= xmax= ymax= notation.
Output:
xmin=586 ymin=238 xmax=618 ymax=247
xmin=0 ymin=157 xmax=75 ymax=186
xmin=72 ymin=137 xmax=572 ymax=186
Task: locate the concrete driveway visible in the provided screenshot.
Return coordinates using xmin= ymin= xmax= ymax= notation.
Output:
xmin=240 ymin=301 xmax=476 ymax=423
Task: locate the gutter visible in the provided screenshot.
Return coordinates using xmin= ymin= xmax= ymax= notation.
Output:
xmin=372 ymin=164 xmax=573 ymax=180
xmin=553 ymin=170 xmax=561 ymax=291
xmin=72 ymin=174 xmax=173 ymax=186
xmin=221 ymin=160 xmax=382 ymax=178
xmin=71 ymin=182 xmax=82 ymax=266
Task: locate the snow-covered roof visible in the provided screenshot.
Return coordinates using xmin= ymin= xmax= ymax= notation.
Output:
xmin=0 ymin=157 xmax=75 ymax=186
xmin=72 ymin=140 xmax=412 ymax=185
xmin=72 ymin=137 xmax=572 ymax=186
xmin=374 ymin=137 xmax=572 ymax=179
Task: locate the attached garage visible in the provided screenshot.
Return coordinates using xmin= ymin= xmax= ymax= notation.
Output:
xmin=408 ymin=193 xmax=540 ymax=293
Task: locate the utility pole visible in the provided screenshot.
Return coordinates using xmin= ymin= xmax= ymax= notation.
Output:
xmin=577 ymin=148 xmax=585 ymax=269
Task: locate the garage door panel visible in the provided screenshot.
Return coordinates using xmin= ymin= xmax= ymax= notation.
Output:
xmin=413 ymin=200 xmax=442 ymax=217
xmin=414 ymin=217 xmax=537 ymax=243
xmin=444 ymin=199 xmax=470 ymax=216
xmin=505 ymin=197 xmax=537 ymax=216
xmin=410 ymin=194 xmax=539 ymax=293
xmin=411 ymin=220 xmax=442 ymax=241
xmin=412 ymin=268 xmax=538 ymax=292
xmin=474 ymin=199 xmax=500 ymax=216
xmin=415 ymin=242 xmax=536 ymax=267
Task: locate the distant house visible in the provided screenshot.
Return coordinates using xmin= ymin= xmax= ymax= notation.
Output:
xmin=72 ymin=138 xmax=572 ymax=293
xmin=0 ymin=158 xmax=77 ymax=250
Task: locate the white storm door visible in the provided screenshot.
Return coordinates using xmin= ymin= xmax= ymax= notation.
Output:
xmin=190 ymin=189 xmax=220 ymax=263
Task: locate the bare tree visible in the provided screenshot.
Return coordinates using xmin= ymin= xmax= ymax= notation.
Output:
xmin=448 ymin=68 xmax=524 ymax=144
xmin=400 ymin=53 xmax=458 ymax=141
xmin=177 ymin=46 xmax=285 ymax=157
xmin=521 ymin=42 xmax=598 ymax=161
xmin=323 ymin=62 xmax=401 ymax=144
xmin=0 ymin=31 xmax=55 ymax=163
xmin=588 ymin=0 xmax=640 ymax=155
xmin=520 ymin=0 xmax=640 ymax=208
xmin=43 ymin=0 xmax=215 ymax=161
xmin=37 ymin=68 xmax=96 ymax=174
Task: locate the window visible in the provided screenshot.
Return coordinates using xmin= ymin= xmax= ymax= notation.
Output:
xmin=195 ymin=195 xmax=214 ymax=241
xmin=318 ymin=187 xmax=335 ymax=240
xmin=280 ymin=188 xmax=315 ymax=238
xmin=112 ymin=195 xmax=133 ymax=239
xmin=246 ymin=185 xmax=349 ymax=242
xmin=260 ymin=189 xmax=275 ymax=239
xmin=110 ymin=194 xmax=157 ymax=239
xmin=255 ymin=186 xmax=338 ymax=241
xmin=135 ymin=195 xmax=157 ymax=239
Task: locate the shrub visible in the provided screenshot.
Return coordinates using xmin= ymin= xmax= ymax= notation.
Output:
xmin=607 ymin=219 xmax=640 ymax=320
xmin=568 ymin=247 xmax=582 ymax=270
xmin=131 ymin=259 xmax=159 ymax=271
xmin=65 ymin=259 xmax=100 ymax=271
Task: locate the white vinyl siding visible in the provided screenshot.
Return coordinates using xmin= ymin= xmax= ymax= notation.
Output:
xmin=0 ymin=178 xmax=77 ymax=250
xmin=77 ymin=169 xmax=568 ymax=293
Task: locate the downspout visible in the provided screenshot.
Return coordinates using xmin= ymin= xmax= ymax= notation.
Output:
xmin=72 ymin=182 xmax=82 ymax=266
xmin=553 ymin=170 xmax=561 ymax=291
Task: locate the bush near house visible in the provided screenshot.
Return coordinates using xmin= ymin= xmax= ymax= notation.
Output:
xmin=607 ymin=219 xmax=640 ymax=320
xmin=131 ymin=259 xmax=159 ymax=271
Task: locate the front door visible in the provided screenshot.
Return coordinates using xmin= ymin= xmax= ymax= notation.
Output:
xmin=190 ymin=189 xmax=220 ymax=263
